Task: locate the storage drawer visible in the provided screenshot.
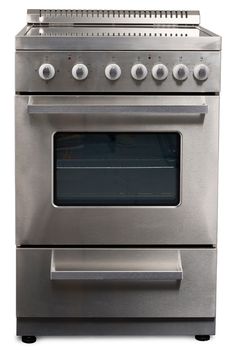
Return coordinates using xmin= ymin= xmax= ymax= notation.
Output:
xmin=17 ymin=248 xmax=216 ymax=318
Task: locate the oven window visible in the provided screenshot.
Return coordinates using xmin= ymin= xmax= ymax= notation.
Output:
xmin=54 ymin=133 xmax=180 ymax=206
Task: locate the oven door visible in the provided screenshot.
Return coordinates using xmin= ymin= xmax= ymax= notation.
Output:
xmin=15 ymin=95 xmax=219 ymax=245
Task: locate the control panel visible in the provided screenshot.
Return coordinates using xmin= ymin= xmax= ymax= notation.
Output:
xmin=16 ymin=51 xmax=220 ymax=92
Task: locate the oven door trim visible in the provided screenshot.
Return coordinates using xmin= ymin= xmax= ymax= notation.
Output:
xmin=15 ymin=95 xmax=219 ymax=245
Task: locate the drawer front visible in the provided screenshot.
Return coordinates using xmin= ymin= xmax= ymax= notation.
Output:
xmin=17 ymin=248 xmax=216 ymax=318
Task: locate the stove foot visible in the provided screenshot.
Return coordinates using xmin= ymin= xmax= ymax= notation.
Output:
xmin=21 ymin=335 xmax=37 ymax=343
xmin=195 ymin=335 xmax=210 ymax=341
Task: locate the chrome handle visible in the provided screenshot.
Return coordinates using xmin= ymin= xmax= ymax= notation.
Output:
xmin=27 ymin=96 xmax=208 ymax=115
xmin=50 ymin=250 xmax=183 ymax=281
xmin=50 ymin=269 xmax=183 ymax=281
xmin=28 ymin=104 xmax=208 ymax=115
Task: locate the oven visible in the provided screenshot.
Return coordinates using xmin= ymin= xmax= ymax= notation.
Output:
xmin=16 ymin=95 xmax=218 ymax=246
xmin=15 ymin=9 xmax=221 ymax=342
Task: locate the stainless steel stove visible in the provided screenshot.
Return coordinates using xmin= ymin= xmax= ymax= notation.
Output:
xmin=15 ymin=9 xmax=221 ymax=343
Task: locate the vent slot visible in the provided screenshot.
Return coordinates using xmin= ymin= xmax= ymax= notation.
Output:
xmin=27 ymin=9 xmax=200 ymax=25
xmin=27 ymin=26 xmax=198 ymax=38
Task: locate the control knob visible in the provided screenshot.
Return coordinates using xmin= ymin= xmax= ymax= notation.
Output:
xmin=38 ymin=63 xmax=55 ymax=80
xmin=131 ymin=64 xmax=148 ymax=81
xmin=193 ymin=64 xmax=209 ymax=81
xmin=152 ymin=64 xmax=168 ymax=81
xmin=72 ymin=64 xmax=88 ymax=80
xmin=173 ymin=64 xmax=189 ymax=81
xmin=105 ymin=64 xmax=121 ymax=81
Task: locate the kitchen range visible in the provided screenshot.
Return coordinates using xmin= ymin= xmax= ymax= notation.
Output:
xmin=15 ymin=10 xmax=221 ymax=343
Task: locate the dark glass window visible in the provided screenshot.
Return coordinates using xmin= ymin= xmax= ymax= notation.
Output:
xmin=54 ymin=133 xmax=180 ymax=206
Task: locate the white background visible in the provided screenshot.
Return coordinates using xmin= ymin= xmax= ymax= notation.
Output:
xmin=0 ymin=0 xmax=235 ymax=354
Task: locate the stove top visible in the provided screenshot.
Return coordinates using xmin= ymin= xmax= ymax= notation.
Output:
xmin=16 ymin=9 xmax=221 ymax=51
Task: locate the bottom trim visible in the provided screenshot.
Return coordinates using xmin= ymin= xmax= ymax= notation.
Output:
xmin=17 ymin=318 xmax=215 ymax=336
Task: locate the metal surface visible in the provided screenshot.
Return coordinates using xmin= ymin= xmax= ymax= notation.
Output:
xmin=17 ymin=318 xmax=216 ymax=336
xmin=17 ymin=248 xmax=216 ymax=318
xmin=15 ymin=95 xmax=219 ymax=246
xmin=27 ymin=95 xmax=208 ymax=114
xmin=15 ymin=51 xmax=221 ymax=93
xmin=16 ymin=28 xmax=221 ymax=51
xmin=26 ymin=26 xmax=200 ymax=38
xmin=50 ymin=249 xmax=183 ymax=281
xmin=27 ymin=9 xmax=201 ymax=25
xmin=16 ymin=9 xmax=221 ymax=51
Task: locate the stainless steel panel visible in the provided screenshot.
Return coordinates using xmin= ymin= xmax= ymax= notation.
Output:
xmin=16 ymin=248 xmax=216 ymax=318
xmin=16 ymin=94 xmax=218 ymax=245
xmin=26 ymin=9 xmax=200 ymax=25
xmin=17 ymin=317 xmax=216 ymax=336
xmin=15 ymin=95 xmax=219 ymax=246
xmin=15 ymin=51 xmax=221 ymax=92
xmin=16 ymin=34 xmax=221 ymax=51
xmin=26 ymin=26 xmax=200 ymax=38
xmin=50 ymin=249 xmax=183 ymax=281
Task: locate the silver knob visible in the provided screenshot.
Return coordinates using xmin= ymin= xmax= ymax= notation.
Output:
xmin=193 ymin=64 xmax=209 ymax=81
xmin=105 ymin=64 xmax=121 ymax=81
xmin=72 ymin=64 xmax=88 ymax=80
xmin=173 ymin=64 xmax=189 ymax=81
xmin=152 ymin=64 xmax=168 ymax=81
xmin=131 ymin=64 xmax=148 ymax=81
xmin=38 ymin=63 xmax=55 ymax=80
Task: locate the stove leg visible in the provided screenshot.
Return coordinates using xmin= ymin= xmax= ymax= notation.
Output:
xmin=195 ymin=335 xmax=210 ymax=341
xmin=21 ymin=335 xmax=37 ymax=344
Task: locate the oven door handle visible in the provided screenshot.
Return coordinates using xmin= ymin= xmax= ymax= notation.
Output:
xmin=27 ymin=96 xmax=208 ymax=115
xmin=50 ymin=250 xmax=183 ymax=282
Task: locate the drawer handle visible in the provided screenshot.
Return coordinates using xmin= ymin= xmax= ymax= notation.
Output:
xmin=50 ymin=250 xmax=183 ymax=281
